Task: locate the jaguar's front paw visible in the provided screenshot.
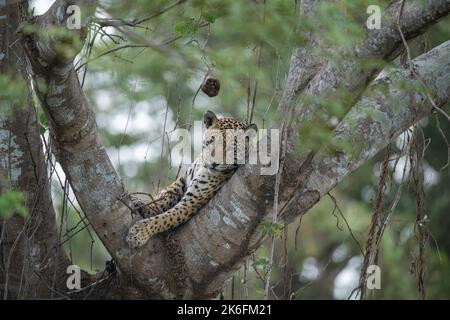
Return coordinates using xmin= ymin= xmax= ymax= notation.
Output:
xmin=126 ymin=220 xmax=151 ymax=248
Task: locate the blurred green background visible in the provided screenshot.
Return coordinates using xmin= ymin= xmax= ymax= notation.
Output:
xmin=21 ymin=0 xmax=450 ymax=299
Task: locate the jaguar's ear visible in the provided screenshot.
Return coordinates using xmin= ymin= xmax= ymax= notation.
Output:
xmin=204 ymin=110 xmax=218 ymax=128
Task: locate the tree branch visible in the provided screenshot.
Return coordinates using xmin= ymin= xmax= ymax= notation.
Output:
xmin=0 ymin=0 xmax=71 ymax=299
xmin=172 ymin=0 xmax=450 ymax=297
xmin=21 ymin=0 xmax=181 ymax=298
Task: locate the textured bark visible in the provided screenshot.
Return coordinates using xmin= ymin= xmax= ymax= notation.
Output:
xmin=2 ymin=0 xmax=449 ymax=299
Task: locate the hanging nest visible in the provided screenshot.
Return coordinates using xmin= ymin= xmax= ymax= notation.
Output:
xmin=201 ymin=77 xmax=220 ymax=97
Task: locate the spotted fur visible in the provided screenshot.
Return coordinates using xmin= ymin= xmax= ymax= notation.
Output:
xmin=126 ymin=111 xmax=257 ymax=248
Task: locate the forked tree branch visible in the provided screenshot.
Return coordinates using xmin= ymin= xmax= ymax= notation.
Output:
xmin=177 ymin=0 xmax=450 ymax=297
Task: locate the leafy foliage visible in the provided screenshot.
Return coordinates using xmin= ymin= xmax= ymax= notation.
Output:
xmin=174 ymin=17 xmax=198 ymax=36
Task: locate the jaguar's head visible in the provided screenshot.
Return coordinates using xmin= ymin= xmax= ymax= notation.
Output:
xmin=202 ymin=110 xmax=258 ymax=172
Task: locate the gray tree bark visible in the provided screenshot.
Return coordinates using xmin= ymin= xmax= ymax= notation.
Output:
xmin=0 ymin=0 xmax=449 ymax=299
xmin=0 ymin=0 xmax=70 ymax=299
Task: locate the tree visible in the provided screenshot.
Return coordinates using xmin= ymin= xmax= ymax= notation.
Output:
xmin=0 ymin=0 xmax=449 ymax=299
